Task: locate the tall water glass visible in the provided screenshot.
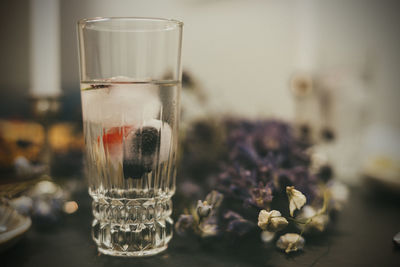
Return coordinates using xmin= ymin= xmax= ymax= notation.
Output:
xmin=77 ymin=17 xmax=183 ymax=257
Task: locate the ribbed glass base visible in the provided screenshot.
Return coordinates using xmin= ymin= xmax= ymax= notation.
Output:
xmin=98 ymin=245 xmax=168 ymax=257
xmin=91 ymin=196 xmax=173 ymax=257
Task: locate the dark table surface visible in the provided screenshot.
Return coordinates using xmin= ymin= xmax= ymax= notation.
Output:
xmin=1 ymin=177 xmax=400 ymax=267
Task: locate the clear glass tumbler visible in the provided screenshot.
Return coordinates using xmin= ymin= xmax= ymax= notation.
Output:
xmin=77 ymin=17 xmax=183 ymax=257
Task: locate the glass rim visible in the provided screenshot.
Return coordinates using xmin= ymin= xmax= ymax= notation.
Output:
xmin=78 ymin=17 xmax=183 ymax=31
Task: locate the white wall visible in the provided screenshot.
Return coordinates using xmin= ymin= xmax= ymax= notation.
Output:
xmin=59 ymin=0 xmax=399 ymax=126
xmin=62 ymin=0 xmax=298 ymax=119
xmin=1 ymin=0 xmax=399 ymax=128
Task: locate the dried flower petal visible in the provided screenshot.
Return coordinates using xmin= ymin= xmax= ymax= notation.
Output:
xmin=286 ymin=186 xmax=307 ymax=216
xmin=258 ymin=210 xmax=288 ymax=232
xmin=276 ymin=233 xmax=305 ymax=253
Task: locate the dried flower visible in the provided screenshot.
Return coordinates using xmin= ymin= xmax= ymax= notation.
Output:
xmin=198 ymin=222 xmax=218 ymax=238
xmin=297 ymin=206 xmax=329 ymax=232
xmin=248 ymin=183 xmax=273 ymax=209
xmin=175 ymin=214 xmax=194 ymax=236
xmin=224 ymin=211 xmax=254 ymax=236
xmin=286 ymin=186 xmax=307 ymax=216
xmin=276 ymin=233 xmax=305 ymax=253
xmin=226 ymin=218 xmax=254 ymax=236
xmin=196 ymin=200 xmax=212 ymax=218
xmin=257 ymin=210 xmax=288 ymax=232
xmin=176 ymin=118 xmax=340 ymax=251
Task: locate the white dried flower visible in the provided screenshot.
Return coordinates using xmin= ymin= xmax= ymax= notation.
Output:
xmin=196 ymin=200 xmax=212 ymax=218
xmin=297 ymin=206 xmax=329 ymax=232
xmin=258 ymin=210 xmax=288 ymax=232
xmin=309 ymin=214 xmax=329 ymax=232
xmin=286 ymin=186 xmax=307 ymax=216
xmin=198 ymin=223 xmax=218 ymax=238
xmin=276 ymin=233 xmax=305 ymax=253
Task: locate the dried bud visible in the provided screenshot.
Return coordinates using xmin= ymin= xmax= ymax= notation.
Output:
xmin=258 ymin=210 xmax=288 ymax=232
xmin=276 ymin=233 xmax=305 ymax=253
xmin=286 ymin=186 xmax=307 ymax=216
xmin=196 ymin=200 xmax=212 ymax=218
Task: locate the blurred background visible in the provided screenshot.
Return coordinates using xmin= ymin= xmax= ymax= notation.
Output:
xmin=0 ymin=0 xmax=399 ymax=185
xmin=0 ymin=1 xmax=400 ymax=263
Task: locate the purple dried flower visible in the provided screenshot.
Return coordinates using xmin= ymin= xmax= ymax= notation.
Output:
xmin=224 ymin=211 xmax=254 ymax=236
xmin=247 ymin=182 xmax=273 ymax=209
xmin=175 ymin=214 xmax=194 ymax=236
xmin=177 ymin=117 xmax=328 ymax=243
xmin=226 ymin=219 xmax=254 ymax=236
xmin=223 ymin=210 xmax=243 ymax=221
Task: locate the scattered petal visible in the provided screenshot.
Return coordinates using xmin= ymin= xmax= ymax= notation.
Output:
xmin=276 ymin=233 xmax=305 ymax=253
xmin=287 ymin=186 xmax=307 ymax=216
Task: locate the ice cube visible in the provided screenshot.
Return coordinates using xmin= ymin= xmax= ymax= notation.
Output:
xmin=82 ymin=83 xmax=161 ymax=127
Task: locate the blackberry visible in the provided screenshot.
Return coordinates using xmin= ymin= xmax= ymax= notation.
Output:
xmin=123 ymin=126 xmax=160 ymax=179
xmin=136 ymin=127 xmax=159 ymax=155
xmin=123 ymin=160 xmax=152 ymax=179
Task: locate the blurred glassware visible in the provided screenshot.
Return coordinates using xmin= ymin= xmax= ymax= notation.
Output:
xmin=0 ymin=201 xmax=31 ymax=252
xmin=363 ymin=156 xmax=400 ymax=194
xmin=0 ymin=120 xmax=44 ymax=170
xmin=291 ymin=68 xmax=371 ymax=184
xmin=361 ymin=124 xmax=400 ymax=193
xmin=315 ymin=69 xmax=370 ymax=184
xmin=30 ymin=96 xmax=61 ymax=174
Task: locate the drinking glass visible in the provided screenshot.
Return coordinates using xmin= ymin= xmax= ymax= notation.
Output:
xmin=77 ymin=17 xmax=183 ymax=257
